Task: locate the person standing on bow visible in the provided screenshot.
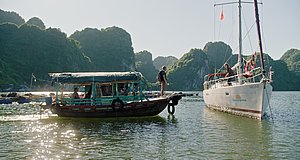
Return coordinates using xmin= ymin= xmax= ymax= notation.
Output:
xmin=158 ymin=66 xmax=167 ymax=96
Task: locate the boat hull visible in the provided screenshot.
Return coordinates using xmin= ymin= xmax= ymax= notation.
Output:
xmin=51 ymin=97 xmax=171 ymax=118
xmin=203 ymin=82 xmax=272 ymax=119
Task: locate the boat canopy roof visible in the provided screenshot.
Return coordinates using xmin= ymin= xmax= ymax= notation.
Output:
xmin=49 ymin=72 xmax=142 ymax=83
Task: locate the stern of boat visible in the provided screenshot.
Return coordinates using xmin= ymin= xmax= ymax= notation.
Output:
xmin=166 ymin=93 xmax=183 ymax=114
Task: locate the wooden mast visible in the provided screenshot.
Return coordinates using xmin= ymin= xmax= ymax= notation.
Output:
xmin=254 ymin=0 xmax=265 ymax=77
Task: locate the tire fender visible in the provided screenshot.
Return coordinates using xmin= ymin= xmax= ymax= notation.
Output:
xmin=167 ymin=103 xmax=175 ymax=115
xmin=111 ymin=98 xmax=124 ymax=111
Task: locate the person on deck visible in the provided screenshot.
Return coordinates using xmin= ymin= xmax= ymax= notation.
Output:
xmin=224 ymin=63 xmax=235 ymax=84
xmin=71 ymin=87 xmax=80 ymax=99
xmin=158 ymin=66 xmax=167 ymax=96
xmin=245 ymin=53 xmax=257 ymax=73
xmin=84 ymin=86 xmax=92 ymax=99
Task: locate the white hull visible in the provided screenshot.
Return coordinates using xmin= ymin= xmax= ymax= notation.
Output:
xmin=203 ymin=82 xmax=272 ymax=119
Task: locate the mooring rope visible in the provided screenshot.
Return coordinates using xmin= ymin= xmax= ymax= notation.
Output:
xmin=265 ymin=84 xmax=274 ymax=122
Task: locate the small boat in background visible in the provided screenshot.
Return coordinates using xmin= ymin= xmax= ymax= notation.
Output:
xmin=0 ymin=92 xmax=31 ymax=104
xmin=48 ymin=71 xmax=182 ymax=118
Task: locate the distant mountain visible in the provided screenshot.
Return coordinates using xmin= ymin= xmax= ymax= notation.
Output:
xmin=203 ymin=41 xmax=233 ymax=72
xmin=0 ymin=9 xmax=45 ymax=29
xmin=268 ymin=54 xmax=300 ymax=91
xmin=135 ymin=50 xmax=157 ymax=82
xmin=280 ymin=48 xmax=300 ymax=76
xmin=166 ymin=41 xmax=300 ymax=91
xmin=167 ymin=49 xmax=209 ymax=91
xmin=26 ymin=17 xmax=46 ymax=29
xmin=0 ymin=23 xmax=91 ymax=84
xmin=0 ymin=9 xmax=25 ymax=26
xmin=153 ymin=56 xmax=178 ymax=70
xmin=70 ymin=27 xmax=135 ymax=72
xmin=0 ymin=9 xmax=299 ymax=91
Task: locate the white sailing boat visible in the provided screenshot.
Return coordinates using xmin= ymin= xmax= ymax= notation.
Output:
xmin=203 ymin=0 xmax=273 ymax=119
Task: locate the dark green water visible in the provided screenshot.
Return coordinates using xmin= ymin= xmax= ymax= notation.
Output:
xmin=0 ymin=91 xmax=299 ymax=159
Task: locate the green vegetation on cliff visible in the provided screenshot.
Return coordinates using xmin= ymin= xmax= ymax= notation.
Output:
xmin=280 ymin=48 xmax=300 ymax=76
xmin=167 ymin=49 xmax=209 ymax=91
xmin=0 ymin=9 xmax=25 ymax=26
xmin=270 ymin=60 xmax=300 ymax=91
xmin=0 ymin=9 xmax=299 ymax=91
xmin=203 ymin=41 xmax=232 ymax=71
xmin=0 ymin=23 xmax=91 ymax=84
xmin=70 ymin=27 xmax=135 ymax=72
xmin=153 ymin=56 xmax=178 ymax=71
xmin=26 ymin=17 xmax=46 ymax=29
xmin=135 ymin=50 xmax=157 ymax=82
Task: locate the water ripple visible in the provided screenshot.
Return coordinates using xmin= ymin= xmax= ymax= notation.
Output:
xmin=0 ymin=92 xmax=299 ymax=159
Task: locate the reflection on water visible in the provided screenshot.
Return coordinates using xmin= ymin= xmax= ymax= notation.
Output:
xmin=0 ymin=91 xmax=299 ymax=159
xmin=203 ymin=108 xmax=273 ymax=159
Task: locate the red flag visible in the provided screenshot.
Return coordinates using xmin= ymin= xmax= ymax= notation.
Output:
xmin=220 ymin=10 xmax=224 ymax=20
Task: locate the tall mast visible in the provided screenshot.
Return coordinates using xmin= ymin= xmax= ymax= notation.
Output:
xmin=238 ymin=0 xmax=243 ymax=84
xmin=254 ymin=0 xmax=265 ymax=77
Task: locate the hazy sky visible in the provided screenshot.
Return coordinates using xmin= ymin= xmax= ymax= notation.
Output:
xmin=1 ymin=0 xmax=299 ymax=60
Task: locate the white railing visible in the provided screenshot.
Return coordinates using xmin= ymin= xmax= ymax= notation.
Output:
xmin=204 ymin=67 xmax=264 ymax=89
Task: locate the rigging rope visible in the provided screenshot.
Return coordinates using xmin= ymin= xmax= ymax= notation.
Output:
xmin=213 ymin=3 xmax=235 ymax=74
xmin=242 ymin=11 xmax=254 ymax=52
xmin=265 ymin=84 xmax=274 ymax=122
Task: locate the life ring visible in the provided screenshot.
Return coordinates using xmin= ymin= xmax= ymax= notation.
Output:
xmin=111 ymin=98 xmax=124 ymax=111
xmin=168 ymin=103 xmax=175 ymax=115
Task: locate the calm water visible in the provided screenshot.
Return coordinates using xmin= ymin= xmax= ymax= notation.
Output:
xmin=0 ymin=91 xmax=299 ymax=159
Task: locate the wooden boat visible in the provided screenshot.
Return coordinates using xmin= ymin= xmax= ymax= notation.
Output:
xmin=203 ymin=0 xmax=273 ymax=119
xmin=48 ymin=72 xmax=182 ymax=118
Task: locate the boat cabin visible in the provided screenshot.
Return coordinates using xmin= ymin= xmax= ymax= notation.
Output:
xmin=49 ymin=72 xmax=148 ymax=106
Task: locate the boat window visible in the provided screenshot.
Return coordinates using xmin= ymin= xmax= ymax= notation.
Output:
xmin=95 ymin=84 xmax=102 ymax=97
xmin=84 ymin=85 xmax=92 ymax=99
xmin=93 ymin=82 xmax=140 ymax=98
xmin=94 ymin=83 xmax=113 ymax=97
xmin=58 ymin=84 xmax=85 ymax=98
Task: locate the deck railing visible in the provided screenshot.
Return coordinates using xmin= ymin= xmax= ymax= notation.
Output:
xmin=204 ymin=67 xmax=264 ymax=89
